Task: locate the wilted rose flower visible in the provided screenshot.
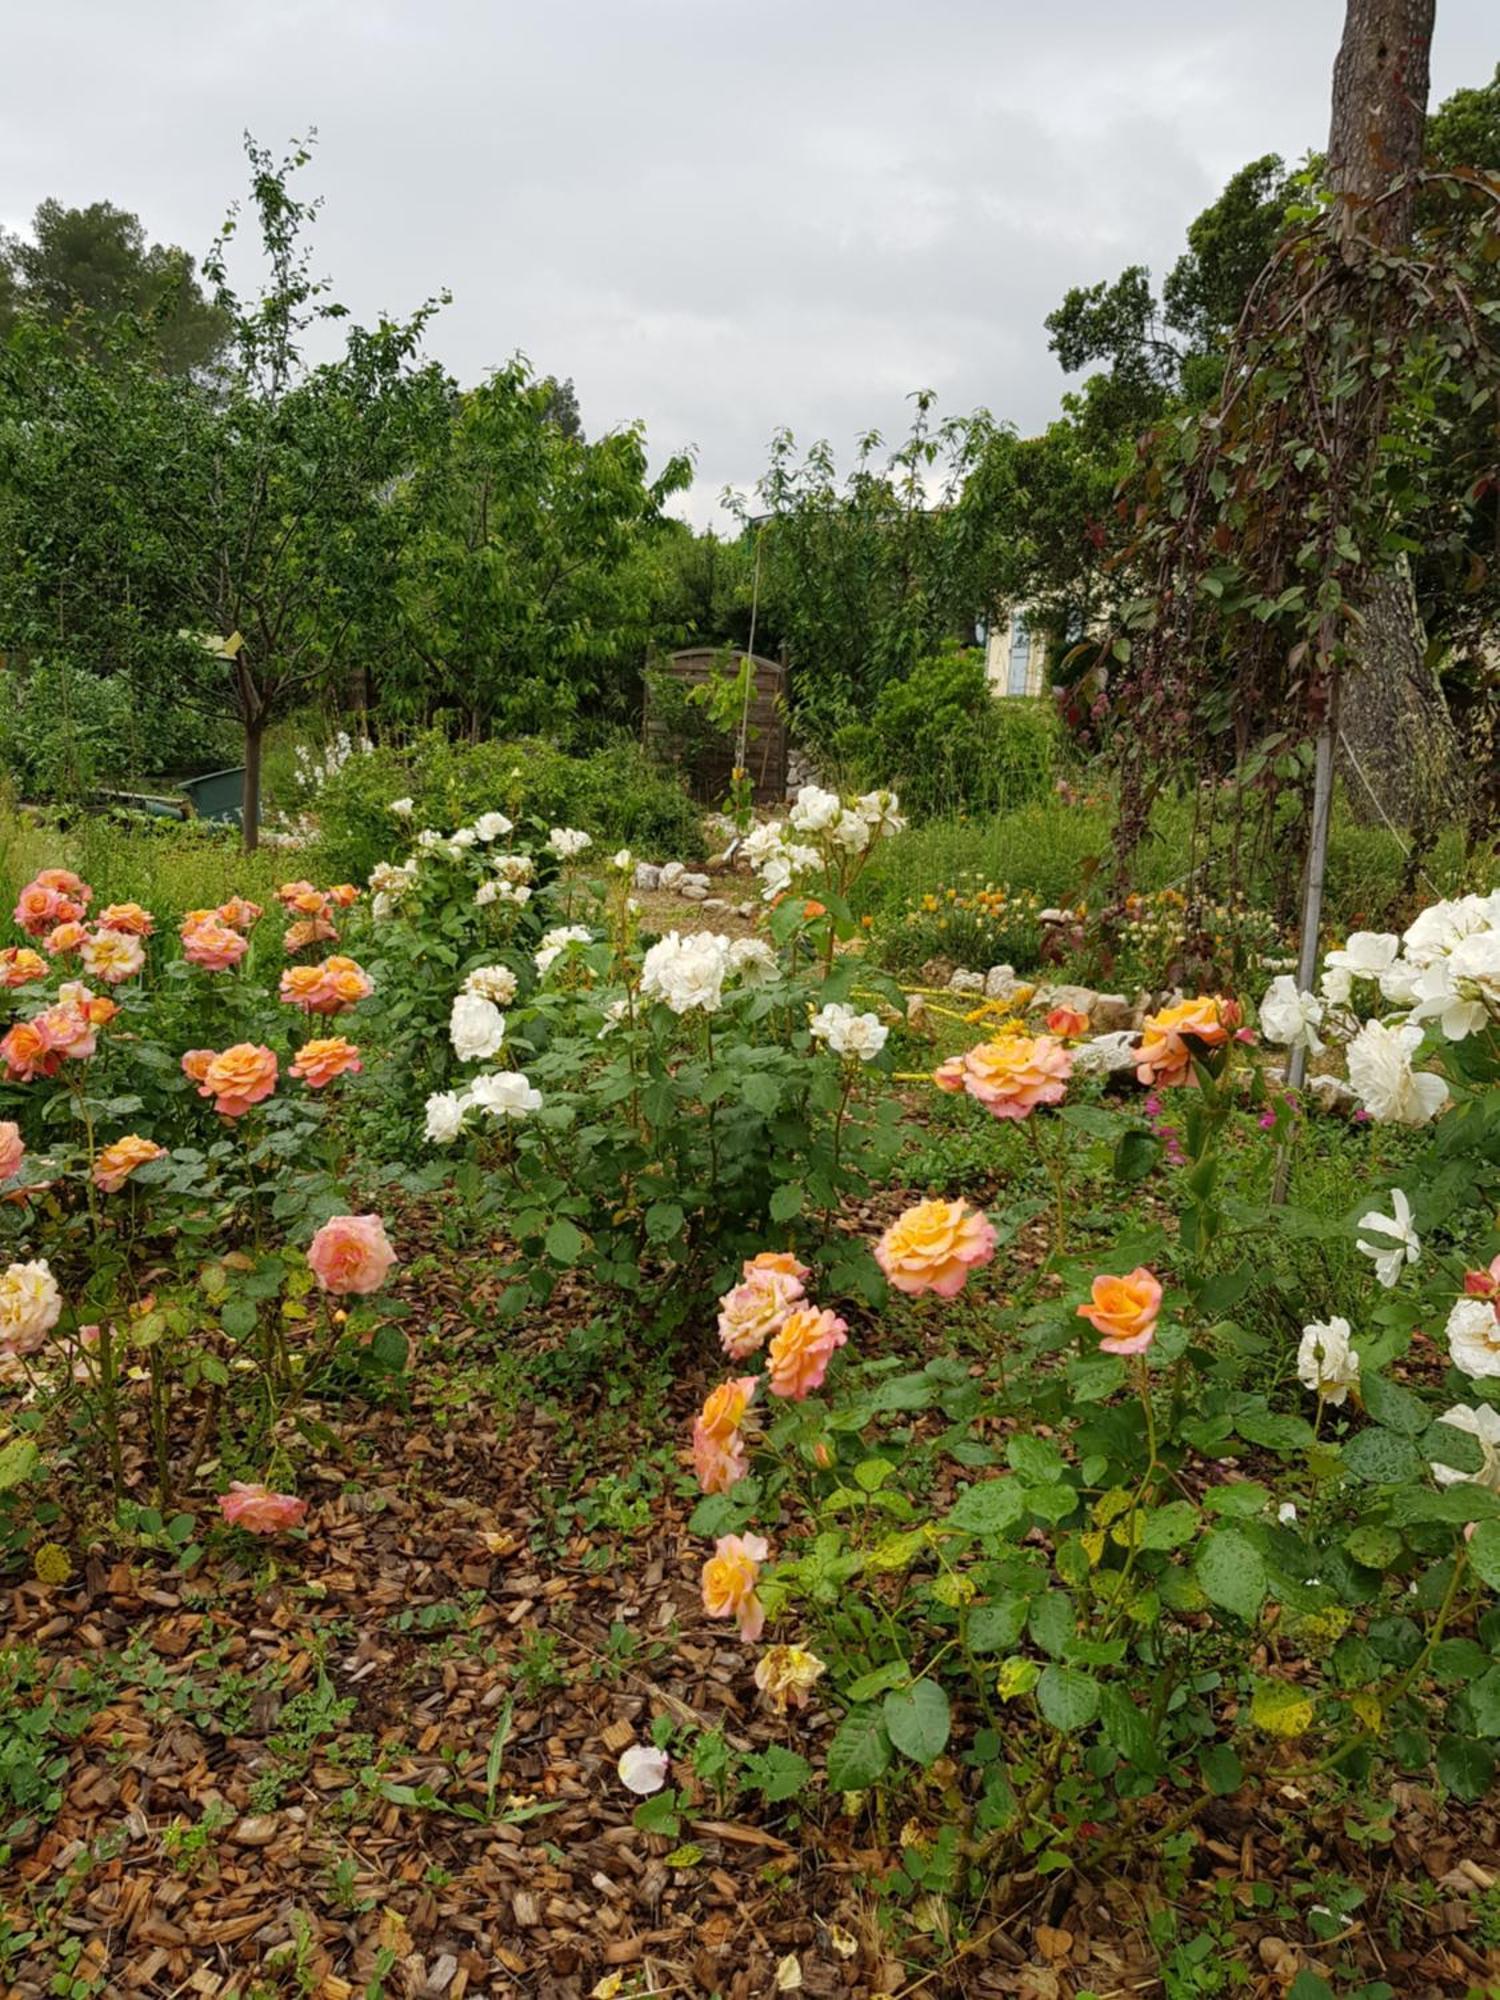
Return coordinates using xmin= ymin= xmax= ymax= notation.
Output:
xmin=93 ymin=1135 xmax=166 ymax=1193
xmin=766 ymin=1306 xmax=849 ymax=1400
xmin=1355 ymin=1189 xmax=1420 ymax=1288
xmin=289 ymin=1038 xmax=362 ymax=1089
xmin=617 ymin=1743 xmax=669 ymax=1794
xmin=463 ymin=964 xmax=519 ymax=1006
xmin=218 ymin=1483 xmax=308 ymax=1535
xmin=283 ymin=916 xmax=340 ymax=954
xmin=306 ymin=1214 xmax=398 ymax=1295
xmin=1077 ymin=1268 xmax=1162 ymax=1355
xmin=875 ymin=1199 xmax=998 ymax=1299
xmin=754 ymin=1645 xmax=826 ymax=1714
xmin=701 ymin=1532 xmax=769 ymax=1641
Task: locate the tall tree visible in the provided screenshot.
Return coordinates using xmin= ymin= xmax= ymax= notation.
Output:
xmin=0 ymin=198 xmax=228 ymax=373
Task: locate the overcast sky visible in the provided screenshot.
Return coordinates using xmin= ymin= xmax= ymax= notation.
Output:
xmin=2 ymin=2 xmax=1494 ymax=525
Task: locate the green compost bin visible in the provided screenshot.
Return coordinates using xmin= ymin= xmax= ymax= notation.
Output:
xmin=180 ymin=766 xmax=253 ymax=827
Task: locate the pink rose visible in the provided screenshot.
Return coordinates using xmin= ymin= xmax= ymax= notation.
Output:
xmin=766 ymin=1306 xmax=849 ymax=1400
xmin=218 ymin=1483 xmax=308 ymax=1535
xmin=306 ymin=1213 xmax=398 ymax=1295
xmin=0 ymin=1122 xmax=24 ymax=1183
xmin=716 ymin=1268 xmax=804 ymax=1359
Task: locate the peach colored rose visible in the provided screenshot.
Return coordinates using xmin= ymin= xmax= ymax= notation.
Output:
xmin=766 ymin=1305 xmax=848 ymax=1400
xmin=81 ymin=929 xmax=145 ymax=985
xmin=1045 ymin=1006 xmax=1090 ymax=1038
xmin=197 ymin=1044 xmax=278 ymax=1118
xmin=218 ymin=1483 xmax=308 ymax=1534
xmin=93 ymin=1135 xmax=166 ymax=1193
xmin=276 ymin=879 xmax=322 ymax=910
xmin=743 ymin=1250 xmax=811 ymax=1284
xmin=0 ymin=947 xmax=48 ymax=988
xmin=283 ymin=916 xmax=340 ymax=954
xmin=692 ymin=1427 xmax=750 ymax=1495
xmin=958 ymin=1034 xmax=1072 ymax=1121
xmin=182 ymin=918 xmax=250 ymax=971
xmin=1077 ymin=1268 xmax=1163 ymax=1355
xmin=875 ymin=1198 xmax=998 ymax=1299
xmin=279 ymin=956 xmax=374 ymax=1016
xmin=44 ymin=920 xmax=90 ymax=957
xmin=717 ymin=1269 xmax=804 ymax=1359
xmin=306 ymin=1213 xmax=397 ymax=1295
xmin=35 ymin=1001 xmax=98 ymax=1061
xmin=0 ymin=1122 xmax=24 ymax=1183
xmin=754 ymin=1645 xmax=826 ymax=1714
xmin=327 ymin=884 xmax=359 ymax=909
xmin=933 ymin=1056 xmax=967 ymax=1092
xmin=696 ymin=1374 xmax=760 ymax=1442
xmin=35 ymin=869 xmax=90 ymax=904
xmin=97 ymin=902 xmax=155 ymax=937
xmin=216 ymin=897 xmax=263 ymax=930
xmin=289 ymin=1037 xmax=363 ymax=1089
xmin=1135 ymin=997 xmax=1230 ymax=1089
xmin=1 ymin=1018 xmax=62 ymax=1083
xmin=701 ymin=1532 xmax=769 ymax=1641
xmin=13 ymin=882 xmax=66 ymax=936
xmin=180 ymin=1048 xmax=215 ymax=1084
xmin=57 ymin=981 xmax=117 ymax=1028
xmin=180 ymin=908 xmax=218 ymax=932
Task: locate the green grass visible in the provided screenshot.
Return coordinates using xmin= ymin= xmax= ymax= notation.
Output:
xmin=0 ymin=801 xmax=296 ymax=920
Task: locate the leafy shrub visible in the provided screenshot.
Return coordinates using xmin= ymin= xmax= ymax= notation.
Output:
xmin=0 ymin=661 xmax=238 ymax=801
xmin=309 ymin=730 xmax=705 ymax=883
xmin=839 ymin=644 xmax=1059 ymax=822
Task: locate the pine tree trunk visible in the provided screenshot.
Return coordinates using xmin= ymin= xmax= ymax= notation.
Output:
xmin=1326 ymin=0 xmax=1461 ymax=825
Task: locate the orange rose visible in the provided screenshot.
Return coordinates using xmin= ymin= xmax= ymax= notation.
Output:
xmin=1135 ymin=997 xmax=1231 ymax=1088
xmin=197 ymin=1044 xmax=278 ymax=1117
xmin=1 ymin=1018 xmax=63 ymax=1083
xmin=701 ymin=1532 xmax=769 ymax=1641
xmin=1077 ymin=1268 xmax=1162 ymax=1355
xmin=44 ymin=921 xmax=90 ymax=957
xmin=1045 ymin=1006 xmax=1090 ymax=1038
xmin=743 ymin=1250 xmax=811 ymax=1284
xmin=182 ymin=918 xmax=250 ymax=971
xmin=94 ymin=1135 xmax=167 ymax=1193
xmin=766 ymin=1306 xmax=849 ymax=1400
xmin=289 ymin=1037 xmax=362 ymax=1089
xmin=96 ymin=902 xmax=155 ymax=937
xmin=327 ymin=884 xmax=359 ymax=909
xmin=216 ymin=898 xmax=263 ymax=930
xmin=0 ymin=948 xmax=48 ymax=989
xmin=283 ymin=917 xmax=340 ymax=953
xmin=875 ymin=1198 xmax=998 ymax=1299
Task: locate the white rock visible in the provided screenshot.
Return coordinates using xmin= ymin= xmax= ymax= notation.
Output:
xmin=1091 ymin=993 xmax=1133 ymax=1032
xmin=735 ymin=902 xmax=756 ymax=920
xmin=702 ymin=897 xmax=729 ymax=912
xmin=984 ymin=964 xmax=1023 ymax=1001
xmin=1308 ymin=1073 xmax=1359 ymax=1116
xmin=681 ymin=872 xmax=711 ymax=891
xmin=678 ymin=882 xmax=710 ymax=901
xmin=658 ymin=861 xmax=686 ymax=890
xmin=948 ymin=969 xmax=985 ymax=994
xmin=1035 ymin=982 xmax=1096 ymax=1018
xmin=633 ymin=862 xmax=662 ymax=892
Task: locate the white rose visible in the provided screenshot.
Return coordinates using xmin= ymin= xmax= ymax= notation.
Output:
xmin=785 ymin=843 xmax=822 ymax=876
xmin=416 ymin=829 xmax=445 ymax=851
xmin=728 ymin=938 xmax=779 ymax=987
xmin=450 ymin=827 xmax=478 ymax=850
xmin=464 ymin=964 xmax=519 ymax=1006
xmin=500 ymin=882 xmax=532 ymax=907
xmin=449 ymin=993 xmax=506 ymax=1063
xmin=0 ymin=1257 xmax=62 ymax=1354
xmin=788 ymin=785 xmax=841 ymax=834
xmin=1447 ymin=1296 xmax=1500 ymax=1380
xmin=1403 ymin=895 xmax=1493 ymax=966
xmin=467 ymin=1070 xmax=543 ymax=1121
xmin=640 ymin=931 xmax=730 ymax=1014
xmin=1431 ymin=1403 xmax=1500 ymax=1491
xmin=611 ymin=848 xmax=633 ymax=871
xmin=810 ymin=1001 xmax=887 ymax=1061
xmin=1258 ymin=976 xmax=1324 ymax=1054
xmin=548 ymin=827 xmax=592 ymax=860
xmin=854 ymin=789 xmax=906 ymax=836
xmin=1408 ymin=960 xmax=1489 ymax=1042
xmin=597 ymin=998 xmax=631 ymax=1038
xmin=535 ymin=926 xmax=593 ymax=975
xmin=759 ymin=855 xmax=793 ymax=902
xmin=474 ymin=812 xmax=513 ymax=842
xmin=371 ymin=892 xmax=394 ymax=922
xmin=1296 ymin=1316 xmax=1361 ymax=1405
xmin=1346 ymin=1019 xmax=1449 ymax=1125
xmin=1354 ymin=1188 xmax=1420 ymax=1288
xmin=424 ymin=1090 xmax=468 ymax=1144
xmin=474 ymin=880 xmax=499 ymax=907
xmin=389 ymin=797 xmax=414 ymax=817
xmin=829 ymin=810 xmax=872 ymax=854
xmin=492 ymin=853 xmax=534 ymax=884
xmin=741 ymin=822 xmax=786 ymax=866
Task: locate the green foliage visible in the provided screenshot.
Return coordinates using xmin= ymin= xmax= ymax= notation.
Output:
xmin=311 ymin=731 xmax=704 ymax=885
xmin=841 ymin=644 xmax=1058 ymax=823
xmin=0 ymin=659 xmax=238 ymax=801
